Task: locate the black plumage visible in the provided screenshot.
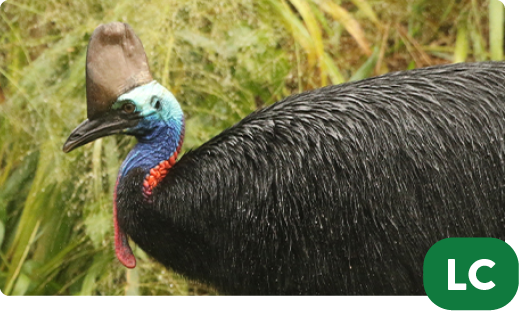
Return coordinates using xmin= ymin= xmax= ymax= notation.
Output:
xmin=116 ymin=61 xmax=505 ymax=295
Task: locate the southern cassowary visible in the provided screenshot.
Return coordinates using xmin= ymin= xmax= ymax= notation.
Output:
xmin=63 ymin=22 xmax=505 ymax=295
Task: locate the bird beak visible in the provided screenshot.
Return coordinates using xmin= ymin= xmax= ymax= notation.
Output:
xmin=63 ymin=112 xmax=140 ymax=153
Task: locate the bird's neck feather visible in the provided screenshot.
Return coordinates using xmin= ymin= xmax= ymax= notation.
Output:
xmin=119 ymin=119 xmax=184 ymax=195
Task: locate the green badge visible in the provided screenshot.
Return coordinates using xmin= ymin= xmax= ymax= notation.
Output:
xmin=424 ymin=238 xmax=518 ymax=310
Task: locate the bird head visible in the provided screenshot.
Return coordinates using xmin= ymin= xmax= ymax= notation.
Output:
xmin=63 ymin=22 xmax=183 ymax=153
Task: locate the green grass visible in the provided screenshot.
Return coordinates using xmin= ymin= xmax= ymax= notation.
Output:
xmin=0 ymin=0 xmax=505 ymax=295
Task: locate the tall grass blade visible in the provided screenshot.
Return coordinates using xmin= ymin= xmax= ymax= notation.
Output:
xmin=266 ymin=0 xmax=314 ymax=65
xmin=350 ymin=0 xmax=381 ymax=26
xmin=288 ymin=0 xmax=327 ymax=86
xmin=313 ymin=0 xmax=372 ymax=56
xmin=349 ymin=47 xmax=379 ymax=82
xmin=125 ymin=268 xmax=140 ymax=295
xmin=0 ymin=221 xmax=4 ymax=248
xmin=323 ymin=54 xmax=346 ymax=85
xmin=489 ymin=0 xmax=505 ymax=61
xmin=454 ymin=21 xmax=469 ymax=63
xmin=3 ymin=220 xmax=40 ymax=295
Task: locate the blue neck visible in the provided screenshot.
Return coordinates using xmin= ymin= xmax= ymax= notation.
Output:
xmin=119 ymin=119 xmax=183 ymax=179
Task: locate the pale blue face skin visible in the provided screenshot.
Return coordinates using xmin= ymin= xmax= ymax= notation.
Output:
xmin=114 ymin=81 xmax=185 ymax=178
xmin=113 ymin=80 xmax=183 ymax=131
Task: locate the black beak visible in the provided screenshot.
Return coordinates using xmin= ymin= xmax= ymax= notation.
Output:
xmin=63 ymin=112 xmax=140 ymax=153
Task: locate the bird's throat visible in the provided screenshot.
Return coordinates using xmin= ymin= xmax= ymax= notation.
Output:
xmin=142 ymin=125 xmax=185 ymax=197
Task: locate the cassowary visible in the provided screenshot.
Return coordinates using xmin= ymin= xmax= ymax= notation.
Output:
xmin=63 ymin=22 xmax=504 ymax=295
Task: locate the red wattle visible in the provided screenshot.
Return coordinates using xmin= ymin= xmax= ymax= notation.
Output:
xmin=142 ymin=125 xmax=185 ymax=196
xmin=114 ymin=177 xmax=136 ymax=268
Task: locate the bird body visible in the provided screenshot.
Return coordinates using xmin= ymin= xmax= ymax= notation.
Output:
xmin=64 ymin=23 xmax=505 ymax=295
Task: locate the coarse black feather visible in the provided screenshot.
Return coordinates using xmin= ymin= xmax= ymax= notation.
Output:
xmin=117 ymin=61 xmax=504 ymax=295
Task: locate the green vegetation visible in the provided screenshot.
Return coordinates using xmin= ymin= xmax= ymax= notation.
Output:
xmin=0 ymin=0 xmax=505 ymax=295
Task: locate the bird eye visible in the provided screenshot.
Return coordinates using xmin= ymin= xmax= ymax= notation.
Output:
xmin=122 ymin=103 xmax=135 ymax=114
xmin=154 ymin=100 xmax=161 ymax=110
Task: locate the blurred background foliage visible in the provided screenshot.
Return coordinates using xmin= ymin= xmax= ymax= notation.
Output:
xmin=0 ymin=0 xmax=505 ymax=295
